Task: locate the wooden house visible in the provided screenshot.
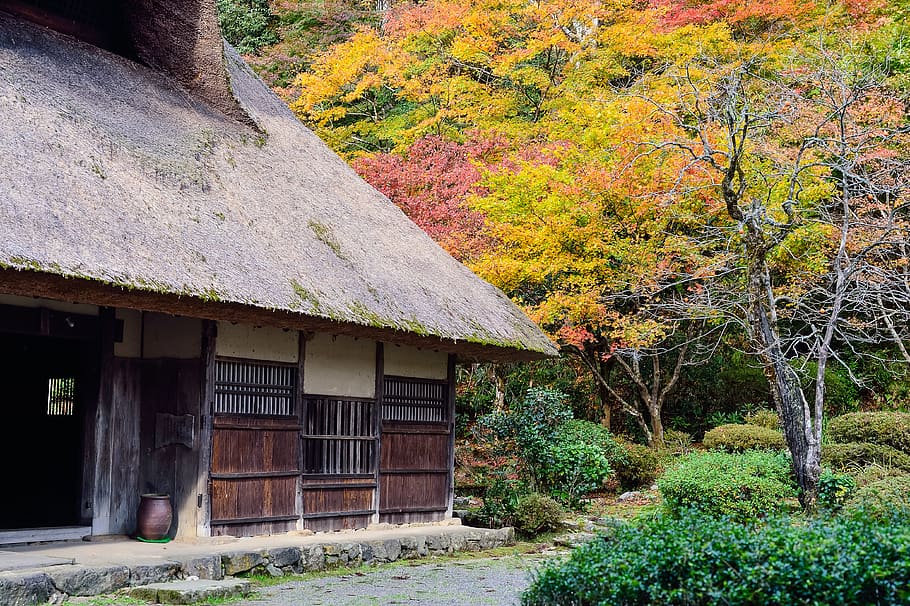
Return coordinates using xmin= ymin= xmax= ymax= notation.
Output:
xmin=0 ymin=0 xmax=557 ymax=544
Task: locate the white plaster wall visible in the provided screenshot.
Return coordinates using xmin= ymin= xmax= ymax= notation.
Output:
xmin=142 ymin=313 xmax=202 ymax=359
xmin=216 ymin=321 xmax=299 ymax=363
xmin=0 ymin=293 xmax=99 ymax=315
xmin=303 ymin=333 xmax=376 ymax=398
xmin=114 ymin=308 xmax=142 ymax=358
xmin=384 ymin=344 xmax=448 ymax=380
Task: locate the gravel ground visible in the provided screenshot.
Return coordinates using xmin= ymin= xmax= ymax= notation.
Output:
xmin=242 ymin=554 xmax=557 ymax=606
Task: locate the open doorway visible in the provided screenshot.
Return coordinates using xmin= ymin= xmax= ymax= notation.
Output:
xmin=0 ymin=332 xmax=98 ymax=532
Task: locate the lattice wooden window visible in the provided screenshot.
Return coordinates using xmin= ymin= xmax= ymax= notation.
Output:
xmin=46 ymin=377 xmax=75 ymax=416
xmin=302 ymin=397 xmax=376 ymax=475
xmin=382 ymin=377 xmax=448 ymax=423
xmin=214 ymin=358 xmax=297 ymax=417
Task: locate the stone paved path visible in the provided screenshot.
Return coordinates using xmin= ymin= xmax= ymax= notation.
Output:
xmin=242 ymin=555 xmax=554 ymax=606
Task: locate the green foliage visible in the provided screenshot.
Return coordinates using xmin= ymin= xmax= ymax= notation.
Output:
xmin=661 ymin=429 xmax=694 ymax=455
xmin=828 ymin=412 xmax=910 ymax=454
xmin=845 ymin=476 xmax=910 ymax=520
xmin=658 ymin=451 xmax=796 ymax=522
xmin=478 ymin=477 xmax=526 ymax=528
xmin=217 ymin=0 xmax=278 ymax=54
xmin=848 ymin=463 xmax=909 ymax=488
xmin=480 ymin=389 xmax=622 ymax=503
xmin=821 ymin=442 xmax=910 ymax=472
xmin=614 ymin=443 xmax=660 ymax=490
xmin=817 ymin=470 xmax=857 ymax=511
xmin=703 ymin=423 xmax=786 ymax=452
xmin=512 ymin=493 xmax=564 ymax=537
xmin=522 ymin=512 xmax=910 ymax=606
xmin=480 ymin=388 xmax=572 ymax=477
xmin=545 ymin=420 xmax=623 ymax=503
xmin=744 ymin=408 xmax=780 ymax=429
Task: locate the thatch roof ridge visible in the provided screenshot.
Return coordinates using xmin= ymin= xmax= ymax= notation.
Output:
xmin=0 ymin=12 xmax=557 ymax=359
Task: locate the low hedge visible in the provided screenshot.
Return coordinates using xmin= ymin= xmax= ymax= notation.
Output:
xmin=821 ymin=442 xmax=910 ymax=473
xmin=827 ymin=412 xmax=910 ymax=454
xmin=614 ymin=442 xmax=660 ymax=490
xmin=845 ymin=476 xmax=910 ymax=519
xmin=658 ymin=451 xmax=796 ymax=521
xmin=744 ymin=409 xmax=780 ymax=429
xmin=522 ymin=512 xmax=910 ymax=606
xmin=703 ymin=423 xmax=786 ymax=452
xmin=513 ymin=493 xmax=563 ymax=537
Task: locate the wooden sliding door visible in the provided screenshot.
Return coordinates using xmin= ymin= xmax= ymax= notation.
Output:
xmin=209 ymin=358 xmax=300 ymax=536
xmin=379 ymin=376 xmax=452 ymax=524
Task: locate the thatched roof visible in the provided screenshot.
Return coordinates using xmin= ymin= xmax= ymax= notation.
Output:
xmin=0 ymin=10 xmax=557 ymax=361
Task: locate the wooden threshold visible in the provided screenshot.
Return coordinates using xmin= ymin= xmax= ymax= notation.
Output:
xmin=0 ymin=526 xmax=91 ymax=546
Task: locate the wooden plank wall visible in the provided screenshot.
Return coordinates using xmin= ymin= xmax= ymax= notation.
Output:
xmin=210 ymin=416 xmax=300 ymax=536
xmin=138 ymin=358 xmax=202 ymax=539
xmin=378 ymin=424 xmax=449 ymax=523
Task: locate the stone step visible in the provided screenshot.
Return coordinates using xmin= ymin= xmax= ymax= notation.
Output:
xmin=129 ymin=578 xmax=251 ymax=605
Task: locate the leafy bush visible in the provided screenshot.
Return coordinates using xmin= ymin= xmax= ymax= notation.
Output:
xmin=821 ymin=442 xmax=910 ymax=472
xmin=545 ymin=420 xmax=623 ymax=503
xmin=513 ymin=493 xmax=563 ymax=537
xmin=745 ymin=408 xmax=780 ymax=429
xmin=480 ymin=390 xmax=624 ymax=503
xmin=703 ymin=423 xmax=786 ymax=452
xmin=217 ymin=0 xmax=278 ymax=54
xmin=662 ymin=429 xmax=694 ymax=454
xmin=522 ymin=512 xmax=910 ymax=606
xmin=817 ymin=470 xmax=856 ymax=511
xmin=614 ymin=443 xmax=660 ymax=490
xmin=844 ymin=476 xmax=910 ymax=519
xmin=658 ymin=451 xmax=796 ymax=521
xmin=828 ymin=412 xmax=910 ymax=454
xmin=848 ymin=463 xmax=908 ymax=487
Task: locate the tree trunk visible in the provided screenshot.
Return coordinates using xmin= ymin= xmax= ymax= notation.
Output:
xmin=746 ymin=235 xmax=820 ymax=506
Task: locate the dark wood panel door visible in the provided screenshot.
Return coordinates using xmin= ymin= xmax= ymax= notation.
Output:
xmin=210 ymin=416 xmax=300 ymax=536
xmin=379 ymin=423 xmax=450 ymax=523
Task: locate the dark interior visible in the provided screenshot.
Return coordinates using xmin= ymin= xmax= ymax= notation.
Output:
xmin=0 ymin=0 xmax=132 ymax=55
xmin=0 ymin=332 xmax=98 ymax=529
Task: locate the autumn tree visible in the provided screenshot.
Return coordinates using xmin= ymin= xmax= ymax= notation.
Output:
xmin=636 ymin=45 xmax=910 ymax=504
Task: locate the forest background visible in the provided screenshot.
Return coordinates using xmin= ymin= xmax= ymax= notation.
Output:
xmin=216 ymin=0 xmax=910 ymax=508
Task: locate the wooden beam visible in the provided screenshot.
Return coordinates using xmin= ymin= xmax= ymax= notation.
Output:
xmin=90 ymin=307 xmax=116 ymax=536
xmin=445 ymin=354 xmax=457 ymax=520
xmin=295 ymin=332 xmax=307 ymax=531
xmin=373 ymin=342 xmax=384 ymax=525
xmin=196 ymin=320 xmax=216 ymax=538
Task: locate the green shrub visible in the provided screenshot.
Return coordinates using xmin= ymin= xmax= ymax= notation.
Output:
xmin=817 ymin=470 xmax=856 ymax=511
xmin=662 ymin=429 xmax=694 ymax=454
xmin=522 ymin=512 xmax=910 ymax=606
xmin=217 ymin=0 xmax=278 ymax=54
xmin=848 ymin=463 xmax=908 ymax=487
xmin=480 ymin=390 xmax=624 ymax=503
xmin=828 ymin=412 xmax=910 ymax=454
xmin=745 ymin=408 xmax=780 ymax=429
xmin=614 ymin=442 xmax=660 ymax=490
xmin=821 ymin=442 xmax=910 ymax=472
xmin=703 ymin=423 xmax=786 ymax=452
xmin=545 ymin=420 xmax=623 ymax=503
xmin=658 ymin=451 xmax=796 ymax=521
xmin=845 ymin=476 xmax=910 ymax=519
xmin=513 ymin=493 xmax=564 ymax=537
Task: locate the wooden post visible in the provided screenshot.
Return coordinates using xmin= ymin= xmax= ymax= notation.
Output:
xmin=90 ymin=307 xmax=116 ymax=536
xmin=295 ymin=331 xmax=307 ymax=530
xmin=445 ymin=354 xmax=457 ymax=520
xmin=196 ymin=320 xmax=216 ymax=538
xmin=373 ymin=342 xmax=384 ymax=525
